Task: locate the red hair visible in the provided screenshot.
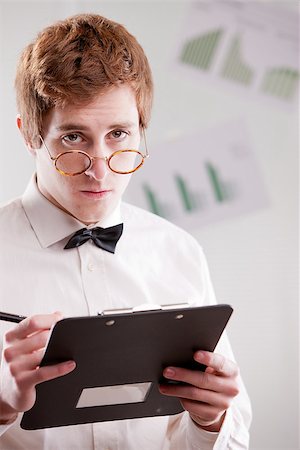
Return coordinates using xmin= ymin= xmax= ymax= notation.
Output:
xmin=15 ymin=13 xmax=153 ymax=147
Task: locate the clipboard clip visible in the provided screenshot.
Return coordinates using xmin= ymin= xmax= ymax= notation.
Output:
xmin=98 ymin=302 xmax=190 ymax=316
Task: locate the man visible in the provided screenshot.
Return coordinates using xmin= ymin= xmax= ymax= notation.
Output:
xmin=0 ymin=13 xmax=251 ymax=449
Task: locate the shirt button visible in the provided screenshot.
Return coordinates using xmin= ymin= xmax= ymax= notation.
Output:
xmin=87 ymin=262 xmax=95 ymax=272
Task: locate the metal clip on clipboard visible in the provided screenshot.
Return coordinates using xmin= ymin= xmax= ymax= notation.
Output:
xmin=99 ymin=302 xmax=190 ymax=316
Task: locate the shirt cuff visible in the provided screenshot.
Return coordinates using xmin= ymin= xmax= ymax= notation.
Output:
xmin=213 ymin=408 xmax=233 ymax=449
xmin=186 ymin=409 xmax=233 ymax=450
xmin=186 ymin=415 xmax=219 ymax=449
xmin=0 ymin=414 xmax=18 ymax=437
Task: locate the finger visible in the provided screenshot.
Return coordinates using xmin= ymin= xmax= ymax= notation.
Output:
xmin=14 ymin=360 xmax=76 ymax=390
xmin=8 ymin=349 xmax=45 ymax=376
xmin=162 ymin=366 xmax=233 ymax=395
xmin=5 ymin=312 xmax=63 ymax=342
xmin=194 ymin=351 xmax=239 ymax=377
xmin=205 ymin=367 xmax=215 ymax=374
xmin=4 ymin=330 xmax=50 ymax=362
xmin=34 ymin=360 xmax=76 ymax=386
xmin=159 ymin=384 xmax=232 ymax=409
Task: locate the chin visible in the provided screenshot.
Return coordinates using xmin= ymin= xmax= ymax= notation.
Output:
xmin=75 ymin=209 xmax=107 ymax=225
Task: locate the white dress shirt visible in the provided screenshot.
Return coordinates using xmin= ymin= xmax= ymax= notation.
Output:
xmin=0 ymin=176 xmax=251 ymax=449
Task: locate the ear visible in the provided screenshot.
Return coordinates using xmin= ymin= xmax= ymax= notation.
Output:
xmin=16 ymin=114 xmax=36 ymax=156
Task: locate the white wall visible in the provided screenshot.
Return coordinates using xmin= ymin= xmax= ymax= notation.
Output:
xmin=0 ymin=1 xmax=298 ymax=449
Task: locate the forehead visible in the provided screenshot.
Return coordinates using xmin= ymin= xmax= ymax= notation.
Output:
xmin=43 ymin=85 xmax=139 ymax=134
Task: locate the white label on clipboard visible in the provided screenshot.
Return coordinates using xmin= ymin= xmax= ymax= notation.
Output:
xmin=76 ymin=382 xmax=152 ymax=408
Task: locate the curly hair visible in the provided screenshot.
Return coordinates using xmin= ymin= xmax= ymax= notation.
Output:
xmin=15 ymin=13 xmax=153 ymax=147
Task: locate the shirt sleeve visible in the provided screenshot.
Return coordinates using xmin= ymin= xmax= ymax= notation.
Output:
xmin=164 ymin=345 xmax=251 ymax=450
xmin=0 ymin=322 xmax=20 ymax=437
xmin=164 ymin=244 xmax=252 ymax=449
xmin=166 ymin=400 xmax=251 ymax=449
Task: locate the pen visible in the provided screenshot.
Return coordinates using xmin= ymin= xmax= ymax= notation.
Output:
xmin=0 ymin=312 xmax=27 ymax=323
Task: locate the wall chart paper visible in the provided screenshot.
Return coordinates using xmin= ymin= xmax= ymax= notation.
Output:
xmin=173 ymin=1 xmax=299 ymax=109
xmin=125 ymin=119 xmax=269 ymax=229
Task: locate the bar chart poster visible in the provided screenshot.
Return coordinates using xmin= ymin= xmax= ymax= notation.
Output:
xmin=174 ymin=1 xmax=299 ymax=108
xmin=125 ymin=120 xmax=269 ymax=230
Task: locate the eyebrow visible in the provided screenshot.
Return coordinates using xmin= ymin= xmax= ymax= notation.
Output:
xmin=55 ymin=121 xmax=138 ymax=132
xmin=55 ymin=124 xmax=89 ymax=132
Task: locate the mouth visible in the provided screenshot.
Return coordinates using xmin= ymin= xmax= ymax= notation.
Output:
xmin=80 ymin=189 xmax=112 ymax=199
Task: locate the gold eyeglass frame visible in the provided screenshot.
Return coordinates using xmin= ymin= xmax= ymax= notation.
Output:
xmin=39 ymin=128 xmax=149 ymax=176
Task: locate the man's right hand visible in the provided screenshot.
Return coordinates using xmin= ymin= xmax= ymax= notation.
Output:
xmin=0 ymin=312 xmax=76 ymax=422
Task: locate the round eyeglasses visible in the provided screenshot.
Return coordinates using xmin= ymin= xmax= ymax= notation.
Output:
xmin=39 ymin=130 xmax=149 ymax=176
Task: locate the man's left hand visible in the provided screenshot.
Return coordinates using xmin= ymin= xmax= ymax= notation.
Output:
xmin=159 ymin=350 xmax=240 ymax=432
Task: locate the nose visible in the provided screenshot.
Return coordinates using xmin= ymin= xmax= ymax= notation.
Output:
xmin=84 ymin=156 xmax=108 ymax=181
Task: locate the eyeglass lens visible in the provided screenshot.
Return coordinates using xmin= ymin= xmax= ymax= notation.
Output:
xmin=55 ymin=150 xmax=144 ymax=175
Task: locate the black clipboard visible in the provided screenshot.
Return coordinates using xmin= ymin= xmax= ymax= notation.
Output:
xmin=21 ymin=304 xmax=233 ymax=430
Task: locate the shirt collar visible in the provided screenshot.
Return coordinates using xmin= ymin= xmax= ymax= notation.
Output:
xmin=21 ymin=174 xmax=122 ymax=248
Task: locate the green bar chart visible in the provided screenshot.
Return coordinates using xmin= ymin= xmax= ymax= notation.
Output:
xmin=141 ymin=165 xmax=232 ymax=217
xmin=220 ymin=36 xmax=253 ymax=86
xmin=180 ymin=29 xmax=223 ymax=71
xmin=175 ymin=175 xmax=199 ymax=212
xmin=142 ymin=184 xmax=165 ymax=217
xmin=176 ymin=2 xmax=299 ymax=106
xmin=125 ymin=120 xmax=268 ymax=229
xmin=205 ymin=162 xmax=229 ymax=203
xmin=261 ymin=67 xmax=299 ymax=100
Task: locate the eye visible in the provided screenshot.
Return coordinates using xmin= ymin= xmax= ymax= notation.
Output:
xmin=109 ymin=130 xmax=128 ymax=140
xmin=62 ymin=133 xmax=83 ymax=145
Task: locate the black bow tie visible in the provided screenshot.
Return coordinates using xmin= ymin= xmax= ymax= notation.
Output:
xmin=64 ymin=224 xmax=123 ymax=253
